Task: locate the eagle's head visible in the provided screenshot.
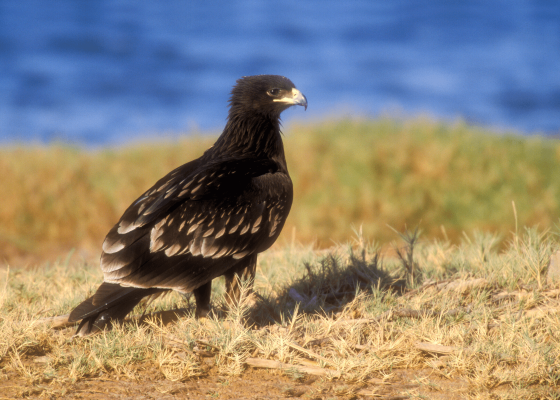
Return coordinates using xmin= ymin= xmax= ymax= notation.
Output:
xmin=229 ymin=75 xmax=307 ymax=119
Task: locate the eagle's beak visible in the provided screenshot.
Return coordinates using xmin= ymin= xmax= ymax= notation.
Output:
xmin=274 ymin=88 xmax=308 ymax=110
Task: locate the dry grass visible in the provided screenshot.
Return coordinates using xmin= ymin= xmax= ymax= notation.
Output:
xmin=3 ymin=118 xmax=560 ymax=263
xmin=1 ymin=228 xmax=559 ymax=399
xmin=3 ymin=117 xmax=560 ymax=397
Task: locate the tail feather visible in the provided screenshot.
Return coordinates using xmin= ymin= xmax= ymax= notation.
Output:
xmin=69 ymin=282 xmax=166 ymax=336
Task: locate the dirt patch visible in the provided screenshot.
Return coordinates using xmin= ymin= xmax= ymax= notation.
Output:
xmin=1 ymin=363 xmax=472 ymax=400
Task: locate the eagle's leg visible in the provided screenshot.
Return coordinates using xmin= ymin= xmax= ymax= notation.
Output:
xmin=193 ymin=281 xmax=212 ymax=318
xmin=224 ymin=253 xmax=257 ymax=310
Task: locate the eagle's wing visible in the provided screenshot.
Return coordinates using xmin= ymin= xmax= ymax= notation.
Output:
xmin=98 ymin=156 xmax=292 ymax=292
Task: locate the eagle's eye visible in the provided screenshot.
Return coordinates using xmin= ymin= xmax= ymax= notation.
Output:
xmin=267 ymin=88 xmax=281 ymax=97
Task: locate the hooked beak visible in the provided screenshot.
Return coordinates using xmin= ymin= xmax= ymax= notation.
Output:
xmin=274 ymin=88 xmax=308 ymax=110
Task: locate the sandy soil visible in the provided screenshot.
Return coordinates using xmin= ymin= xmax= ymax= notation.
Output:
xmin=1 ymin=356 xmax=473 ymax=400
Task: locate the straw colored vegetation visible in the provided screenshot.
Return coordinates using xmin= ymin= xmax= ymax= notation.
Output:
xmin=2 ymin=118 xmax=560 ymax=398
xmin=1 ymin=228 xmax=559 ymax=399
xmin=3 ymin=118 xmax=560 ymax=262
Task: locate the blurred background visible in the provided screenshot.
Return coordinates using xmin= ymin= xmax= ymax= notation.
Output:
xmin=0 ymin=0 xmax=559 ymax=146
xmin=2 ymin=1 xmax=560 ymax=265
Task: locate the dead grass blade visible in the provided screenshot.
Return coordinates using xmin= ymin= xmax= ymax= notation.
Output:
xmin=245 ymin=357 xmax=341 ymax=378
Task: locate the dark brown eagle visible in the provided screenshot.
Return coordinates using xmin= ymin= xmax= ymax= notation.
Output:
xmin=69 ymin=75 xmax=307 ymax=336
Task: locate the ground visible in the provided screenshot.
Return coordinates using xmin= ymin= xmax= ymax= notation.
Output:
xmin=1 ymin=233 xmax=559 ymax=399
xmin=1 ymin=356 xmax=474 ymax=400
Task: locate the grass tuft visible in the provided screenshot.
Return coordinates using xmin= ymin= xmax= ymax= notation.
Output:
xmin=1 ymin=228 xmax=560 ymax=398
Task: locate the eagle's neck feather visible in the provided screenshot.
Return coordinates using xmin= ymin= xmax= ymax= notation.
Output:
xmin=208 ymin=112 xmax=286 ymax=165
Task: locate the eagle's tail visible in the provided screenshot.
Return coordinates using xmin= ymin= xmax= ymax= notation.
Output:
xmin=69 ymin=282 xmax=165 ymax=337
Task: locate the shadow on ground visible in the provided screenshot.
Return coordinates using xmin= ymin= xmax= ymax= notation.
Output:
xmin=247 ymin=247 xmax=405 ymax=326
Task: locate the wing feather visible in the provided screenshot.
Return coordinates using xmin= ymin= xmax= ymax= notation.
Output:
xmin=99 ymin=156 xmax=291 ymax=292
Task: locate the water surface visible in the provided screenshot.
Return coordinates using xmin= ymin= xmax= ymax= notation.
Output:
xmin=0 ymin=1 xmax=558 ymax=145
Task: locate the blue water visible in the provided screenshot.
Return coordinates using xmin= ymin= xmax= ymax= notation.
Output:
xmin=0 ymin=1 xmax=559 ymax=146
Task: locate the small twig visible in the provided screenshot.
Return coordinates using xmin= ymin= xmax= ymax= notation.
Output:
xmin=491 ymin=292 xmax=517 ymax=304
xmin=296 ymin=358 xmax=320 ymax=367
xmin=245 ymin=357 xmax=341 ymax=378
xmin=435 ymin=278 xmax=488 ymax=292
xmin=415 ymin=342 xmax=462 ymax=355
xmin=286 ymin=341 xmax=333 ymax=366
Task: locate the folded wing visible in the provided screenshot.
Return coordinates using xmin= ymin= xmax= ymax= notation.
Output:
xmin=97 ymin=156 xmax=292 ymax=292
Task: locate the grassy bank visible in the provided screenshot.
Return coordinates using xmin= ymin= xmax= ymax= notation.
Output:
xmin=2 ymin=118 xmax=560 ymax=263
xmin=1 ymin=229 xmax=559 ymax=398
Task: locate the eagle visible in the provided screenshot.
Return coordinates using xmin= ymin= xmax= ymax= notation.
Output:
xmin=69 ymin=75 xmax=307 ymax=336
